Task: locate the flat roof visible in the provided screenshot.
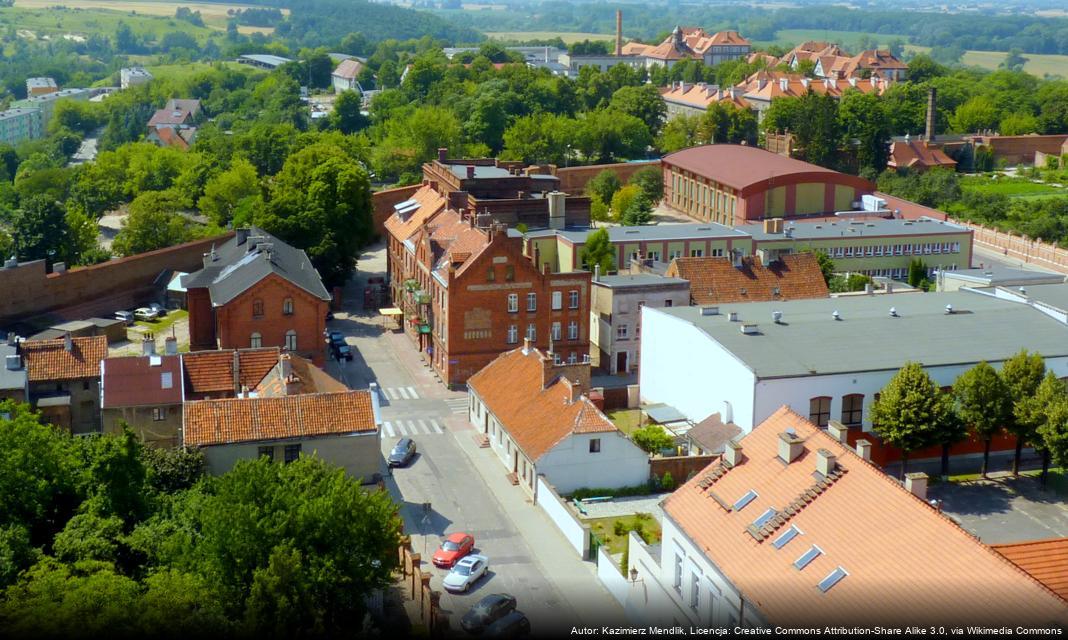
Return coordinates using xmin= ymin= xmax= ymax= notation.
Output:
xmin=239 ymin=54 xmax=293 ymax=66
xmin=743 ymin=217 xmax=969 ymax=241
xmin=945 ymin=267 xmax=1065 ymax=285
xmin=653 ymin=291 xmax=1068 ymax=378
xmin=593 ymin=274 xmax=688 ymax=288
xmin=558 ymin=222 xmax=747 ymax=244
xmin=663 ymin=144 xmax=871 ymax=193
xmin=0 ymin=343 xmax=26 ymax=391
xmin=446 ymin=164 xmax=514 ymax=179
xmin=1010 ymin=282 xmax=1068 ymax=312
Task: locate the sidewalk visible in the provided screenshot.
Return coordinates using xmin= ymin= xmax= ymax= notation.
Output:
xmin=445 ymin=413 xmax=624 ymax=628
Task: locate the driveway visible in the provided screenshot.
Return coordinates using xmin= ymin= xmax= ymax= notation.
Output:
xmin=930 ymin=475 xmax=1068 ymax=543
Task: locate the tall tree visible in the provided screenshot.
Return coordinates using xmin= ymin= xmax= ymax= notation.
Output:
xmin=197 ymin=158 xmax=260 ymax=226
xmin=697 ymin=102 xmax=758 ymax=146
xmin=869 ymin=362 xmax=947 ymax=478
xmin=585 ymin=170 xmax=621 ymax=206
xmin=1001 ymin=350 xmax=1046 ymax=476
xmin=1021 ymin=372 xmax=1068 ymax=487
xmin=609 ymin=85 xmax=666 ymax=136
xmin=953 ymin=361 xmax=1012 ymax=477
xmin=329 ymin=90 xmax=369 ymax=135
xmin=581 ymin=228 xmax=615 ymax=275
xmin=112 ymin=191 xmax=191 ymax=257
xmin=838 ymin=91 xmax=890 ymax=175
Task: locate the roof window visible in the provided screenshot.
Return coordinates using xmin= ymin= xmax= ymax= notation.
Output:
xmin=794 ymin=545 xmax=822 ymax=570
xmin=818 ymin=566 xmax=848 ymax=592
xmin=732 ymin=489 xmax=758 ymax=511
xmin=772 ymin=525 xmax=801 ymax=550
xmin=752 ymin=508 xmax=777 ymax=529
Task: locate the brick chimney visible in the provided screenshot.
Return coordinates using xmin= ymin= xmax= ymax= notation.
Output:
xmin=615 ymin=10 xmax=623 ymax=57
xmin=564 ymin=377 xmax=582 ymax=404
xmin=466 ymin=165 xmax=476 ymax=179
xmin=778 ymin=431 xmax=804 ymax=464
xmin=925 ymin=87 xmax=937 ymax=142
xmin=437 ymin=147 xmax=448 ymax=162
xmin=905 ymin=472 xmax=928 ymax=500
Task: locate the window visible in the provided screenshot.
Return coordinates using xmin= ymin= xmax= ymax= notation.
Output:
xmin=568 ymin=351 xmax=577 ymax=364
xmin=794 ymin=545 xmax=823 ymax=570
xmin=551 ymin=322 xmax=561 ymax=341
xmin=772 ymin=525 xmax=802 ymax=550
xmin=845 ymin=246 xmax=854 ymax=258
xmin=282 ymin=297 xmax=294 ymax=315
xmin=284 ymin=444 xmax=301 ymax=463
xmin=507 ymin=293 xmax=518 ymax=313
xmin=527 ymin=293 xmax=537 ymax=311
xmin=732 ymin=489 xmax=758 ymax=511
xmin=589 ymin=438 xmax=601 ymax=453
xmin=673 ymin=554 xmax=683 ymax=592
xmin=552 ymin=291 xmax=562 ymax=310
xmin=649 ymin=250 xmax=661 ymax=262
xmin=752 ymin=508 xmax=777 ymax=529
xmin=258 ymin=446 xmax=274 ymax=461
xmin=875 ymin=245 xmax=884 ymax=256
xmin=818 ymin=566 xmax=848 ymax=592
xmin=617 ymin=324 xmax=628 ymax=340
xmin=952 ymin=242 xmax=960 ymax=253
xmin=670 ymin=250 xmax=682 ymax=260
xmin=152 ymin=407 xmax=165 ymax=421
xmin=568 ymin=321 xmax=579 ymax=340
xmin=809 ymin=396 xmax=831 ymax=427
xmin=690 ymin=248 xmax=704 ymax=258
xmin=505 ymin=265 xmax=515 ymax=281
xmin=865 ymin=245 xmax=874 ymax=256
xmin=690 ymin=572 xmax=700 ymax=610
xmin=841 ymin=394 xmax=864 ymax=426
xmin=526 ymin=324 xmax=536 ymax=341
xmin=486 ymin=267 xmax=495 ymax=282
xmin=933 ymin=242 xmax=941 ymax=254
xmin=665 ymin=299 xmax=673 ymax=307
xmin=252 ymin=298 xmax=264 ymax=317
xmin=250 ymin=332 xmax=262 ymax=348
xmin=923 ymin=243 xmax=932 ymax=255
xmin=284 ymin=330 xmax=297 ymax=351
xmin=507 ymin=325 xmax=518 ymax=344
xmin=569 ymin=290 xmax=579 ymax=309
xmin=834 ymin=246 xmax=844 ymax=258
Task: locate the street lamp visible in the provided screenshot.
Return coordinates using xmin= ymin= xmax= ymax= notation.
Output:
xmin=566 ymin=144 xmax=571 ymax=168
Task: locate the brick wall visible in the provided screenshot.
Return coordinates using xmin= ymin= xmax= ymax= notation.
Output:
xmin=971 ymin=135 xmax=1068 ymax=166
xmin=649 ymin=454 xmax=719 ymax=485
xmin=554 ymin=161 xmax=661 ymax=194
xmin=955 ymin=219 xmax=1068 ymax=275
xmin=0 ymin=234 xmax=232 ymax=326
xmin=372 ymin=185 xmax=420 ymax=238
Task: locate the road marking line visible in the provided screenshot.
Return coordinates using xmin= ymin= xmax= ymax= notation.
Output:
xmin=398 ymin=387 xmax=412 ymax=400
xmin=385 ymin=388 xmax=399 ymax=400
xmin=383 ymin=421 xmax=395 ymax=438
xmin=430 ymin=419 xmax=443 ymax=434
xmin=418 ymin=419 xmax=431 ymax=434
xmin=406 ymin=386 xmax=419 ymax=399
xmin=406 ymin=421 xmax=419 ymax=435
xmin=396 ymin=422 xmax=408 ymax=436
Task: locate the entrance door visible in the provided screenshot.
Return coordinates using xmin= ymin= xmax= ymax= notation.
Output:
xmin=616 ymin=350 xmax=628 ymax=374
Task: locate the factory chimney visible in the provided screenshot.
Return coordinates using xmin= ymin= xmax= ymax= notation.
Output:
xmin=925 ymin=87 xmax=937 ymax=143
xmin=615 ymin=10 xmax=623 ymax=57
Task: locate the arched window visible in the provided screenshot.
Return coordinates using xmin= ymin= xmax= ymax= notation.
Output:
xmin=809 ymin=397 xmax=831 ymax=427
xmin=841 ymin=394 xmax=864 ymax=427
xmin=282 ymin=297 xmax=294 ymax=315
xmin=250 ymin=332 xmax=262 ymax=348
xmin=284 ymin=330 xmax=297 ymax=351
xmin=252 ymin=298 xmax=264 ymax=317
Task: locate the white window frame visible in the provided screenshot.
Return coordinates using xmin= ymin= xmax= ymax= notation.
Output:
xmin=507 ymin=325 xmax=518 ymax=344
xmin=526 ymin=292 xmax=536 ymax=312
xmin=569 ymin=290 xmax=579 ymax=309
xmin=507 ymin=293 xmax=518 ymax=313
xmin=526 ymin=323 xmax=536 ymax=341
xmin=617 ymin=324 xmax=628 ymax=340
xmin=551 ymin=322 xmax=561 ymax=341
xmin=568 ymin=321 xmax=579 ymax=340
xmin=551 ymin=291 xmax=562 ymax=310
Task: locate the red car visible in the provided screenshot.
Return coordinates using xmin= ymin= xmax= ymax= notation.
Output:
xmin=433 ymin=532 xmax=475 ymax=568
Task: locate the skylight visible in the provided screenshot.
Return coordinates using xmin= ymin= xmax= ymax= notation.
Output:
xmin=818 ymin=566 xmax=848 ymax=592
xmin=752 ymin=508 xmax=777 ymax=529
xmin=794 ymin=545 xmax=823 ymax=570
xmin=161 ymin=372 xmax=173 ymax=389
xmin=732 ymin=489 xmax=758 ymax=512
xmin=772 ymin=525 xmax=801 ymax=550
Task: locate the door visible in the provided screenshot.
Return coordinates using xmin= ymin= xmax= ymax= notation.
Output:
xmin=513 ymin=450 xmax=518 ymax=473
xmin=616 ymin=350 xmax=628 ymax=374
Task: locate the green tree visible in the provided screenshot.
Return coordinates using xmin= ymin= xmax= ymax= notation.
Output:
xmin=632 ymin=425 xmax=674 ymax=454
xmin=610 ymin=184 xmax=640 ymax=223
xmin=621 ymin=193 xmax=653 ymax=227
xmin=697 ymin=102 xmax=758 ymax=146
xmin=112 ymin=191 xmax=192 ymax=257
xmin=1001 ymin=350 xmax=1046 ymax=476
xmin=329 ymin=90 xmax=369 ymax=135
xmin=574 ymin=109 xmax=652 ymax=164
xmin=11 ymin=196 xmax=71 ymax=263
xmin=907 ymin=258 xmax=929 ymax=288
xmin=929 ymin=392 xmax=967 ymax=481
xmin=139 ymin=446 xmax=205 ymax=495
xmin=609 ymin=85 xmax=666 ymax=136
xmin=999 ymin=112 xmax=1039 ymax=136
xmin=585 ymin=169 xmax=621 ymax=206
xmin=197 ymin=158 xmax=260 ymax=226
xmin=838 ymin=91 xmax=890 ymax=174
xmin=1000 ymin=49 xmax=1027 ymax=72
xmin=870 ymin=362 xmax=948 ymax=478
xmin=581 ymin=228 xmax=615 ymax=274
xmin=953 ymin=361 xmax=1012 ymax=477
xmin=51 ymin=513 xmax=125 ymax=565
xmin=501 ymin=113 xmax=575 ymax=166
xmin=951 ymin=96 xmax=1000 ymax=133
xmin=656 ymin=114 xmax=699 ymax=153
xmin=629 ymin=165 xmax=664 ymax=204
xmin=805 ymin=249 xmax=834 ymax=286
xmin=1020 ymin=372 xmax=1068 ymax=487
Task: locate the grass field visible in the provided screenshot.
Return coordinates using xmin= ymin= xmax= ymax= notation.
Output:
xmin=146 ymin=60 xmax=263 ymax=82
xmin=587 ymin=513 xmax=661 ymax=556
xmin=486 ymin=30 xmax=613 ymax=44
xmin=13 ymin=0 xmax=285 ymax=30
xmin=0 ymin=5 xmax=217 ymax=43
xmin=906 ymin=45 xmax=1068 ymax=78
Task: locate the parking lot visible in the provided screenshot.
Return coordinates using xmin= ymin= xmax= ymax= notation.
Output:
xmin=930 ymin=474 xmax=1068 ymax=544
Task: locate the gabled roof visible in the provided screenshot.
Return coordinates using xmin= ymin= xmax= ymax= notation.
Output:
xmin=383 ymin=184 xmax=448 ymax=243
xmin=686 ymin=411 xmax=742 ymax=453
xmin=992 ymin=538 xmax=1068 ymax=600
xmin=665 ymin=253 xmax=830 ymax=305
xmin=164 ymin=98 xmax=200 ymax=115
xmin=888 ymin=139 xmax=957 ymax=170
xmin=22 ymin=336 xmax=107 ymax=382
xmin=183 ymin=390 xmax=377 ymax=447
xmin=332 ymin=58 xmax=365 ymax=80
xmin=102 ymin=354 xmax=183 ymax=408
xmin=467 ymin=347 xmax=617 ymax=461
xmin=664 ymin=406 xmax=1068 ymax=625
xmin=180 ymin=226 xmax=331 ymax=305
xmin=155 ymin=126 xmax=192 ymax=150
xmin=182 ymin=348 xmax=280 ymax=395
xmin=148 ymin=107 xmax=192 ymax=128
xmin=660 ymin=82 xmax=749 ymax=111
xmin=662 ymin=145 xmax=868 ymax=195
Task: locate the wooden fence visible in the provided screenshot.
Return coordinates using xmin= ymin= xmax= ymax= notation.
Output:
xmin=397 ymin=535 xmax=449 ymax=637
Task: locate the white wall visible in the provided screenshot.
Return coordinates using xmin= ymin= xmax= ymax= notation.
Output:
xmin=470 ymin=388 xmax=537 ymax=494
xmin=203 ymin=431 xmax=382 ymax=480
xmin=640 ymin=307 xmax=757 ymax=428
xmin=597 ymin=545 xmax=630 ymax=606
xmin=535 ymin=476 xmax=589 ymax=557
xmin=539 ymin=431 xmax=649 ymax=493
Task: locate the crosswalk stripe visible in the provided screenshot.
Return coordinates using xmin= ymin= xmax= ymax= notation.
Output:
xmin=385 ymin=388 xmax=399 ymax=400
xmin=417 ymin=419 xmax=430 ymax=434
xmin=430 ymin=419 xmax=443 ymax=434
xmin=406 ymin=386 xmax=419 ymax=399
xmin=406 ymin=421 xmax=418 ymax=435
xmin=383 ymin=421 xmax=395 ymax=438
xmin=397 ymin=422 xmax=408 ymax=436
xmin=397 ymin=387 xmax=410 ymax=400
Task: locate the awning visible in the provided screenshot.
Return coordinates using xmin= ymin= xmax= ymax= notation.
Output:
xmin=418 ymin=325 xmax=431 ymax=334
xmin=379 ymin=307 xmax=403 ymax=316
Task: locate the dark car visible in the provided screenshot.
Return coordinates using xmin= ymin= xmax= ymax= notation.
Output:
xmin=483 ymin=611 xmax=529 ymax=639
xmin=333 ymin=343 xmax=353 ymax=361
xmin=461 ymin=594 xmax=517 ymax=635
xmin=388 ymin=438 xmax=416 ymax=467
xmin=328 ymin=331 xmax=345 ymax=345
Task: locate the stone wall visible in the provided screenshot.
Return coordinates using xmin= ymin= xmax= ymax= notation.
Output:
xmin=554 ymin=161 xmax=660 ymax=194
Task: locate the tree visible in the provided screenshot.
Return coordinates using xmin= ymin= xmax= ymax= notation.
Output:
xmin=610 ymin=184 xmax=640 ymax=223
xmin=621 ymin=193 xmax=653 ymax=227
xmin=907 ymin=258 xmax=929 ymax=289
xmin=656 ymin=114 xmax=699 ymax=153
xmin=112 ymin=191 xmax=192 ymax=257
xmin=585 ymin=170 xmax=621 ymax=206
xmin=951 ymin=96 xmax=1000 ymax=134
xmin=574 ymin=109 xmax=652 ymax=164
xmin=629 ymin=166 xmax=664 ymax=204
xmin=1000 ymin=49 xmax=1027 ymax=72
xmin=609 ymin=85 xmax=666 ymax=136
xmin=999 ymin=112 xmax=1039 ymax=136
xmin=632 ymin=425 xmax=674 ymax=454
xmin=329 ymin=90 xmax=369 ymax=135
xmin=197 ymin=158 xmax=260 ymax=226
xmin=697 ymin=102 xmax=758 ymax=146
xmin=953 ymin=361 xmax=1012 ymax=477
xmin=1020 ymin=372 xmax=1068 ymax=487
xmin=870 ymin=362 xmax=948 ymax=478
xmin=1001 ymin=350 xmax=1046 ymax=476
xmin=805 ymin=250 xmax=834 ymax=286
xmin=139 ymin=446 xmax=205 ymax=495
xmin=929 ymin=392 xmax=966 ymax=481
xmin=581 ymin=228 xmax=615 ymax=274
xmin=11 ymin=196 xmax=70 ymax=263
xmin=838 ymin=91 xmax=890 ymax=174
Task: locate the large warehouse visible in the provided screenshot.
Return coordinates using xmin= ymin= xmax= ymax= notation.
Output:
xmin=662 ymin=145 xmax=875 ymax=224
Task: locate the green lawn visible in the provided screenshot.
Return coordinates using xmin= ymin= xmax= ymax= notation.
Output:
xmin=133 ymin=308 xmax=187 ymax=333
xmin=587 ymin=513 xmax=661 ymax=556
xmin=754 ymin=29 xmax=910 ymax=51
xmin=485 ymin=30 xmax=613 ymax=44
xmin=906 ymin=45 xmax=1068 ymax=78
xmin=146 ymin=61 xmax=263 ymax=83
xmin=608 ymin=409 xmax=643 ymax=437
xmin=942 ymin=468 xmax=1068 ymax=498
xmin=961 ymin=176 xmax=1068 ymax=198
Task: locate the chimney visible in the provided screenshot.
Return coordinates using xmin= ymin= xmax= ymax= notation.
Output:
xmin=565 ymin=377 xmax=582 ymax=404
xmin=142 ymin=333 xmax=156 ymax=356
xmin=63 ymin=332 xmax=72 ymax=352
xmin=778 ymin=431 xmax=804 ymax=464
xmin=164 ymin=336 xmax=177 ymax=355
xmin=53 ymin=262 xmax=66 ymax=274
xmin=925 ymin=87 xmax=937 ymax=142
xmin=284 ymin=373 xmax=302 ymax=396
xmin=816 ymin=448 xmax=837 ymax=476
xmin=779 ymin=77 xmax=789 ymax=92
xmin=762 ymin=218 xmax=776 ymax=234
xmin=236 ymin=228 xmax=249 ymax=246
xmin=6 ymin=332 xmax=15 ymax=346
xmin=548 ymin=191 xmax=566 ymax=230
xmin=437 ymin=147 xmax=448 ymax=162
xmin=544 ymin=46 xmax=549 ymax=64
xmin=855 ymin=439 xmax=872 ymax=462
xmin=904 ymin=472 xmax=928 ymax=500
xmin=466 ymin=165 xmax=476 ymax=179
xmin=700 ymin=306 xmax=719 ymax=316
xmin=723 ymin=439 xmax=742 ymax=466
xmin=594 ymin=264 xmax=600 ymax=282
xmin=615 ymin=10 xmax=623 ymax=57
xmin=826 ymin=420 xmax=849 ymax=444
xmin=280 ymin=353 xmax=292 ymax=379
xmin=522 ymin=337 xmax=531 ymax=355
xmin=800 ymin=77 xmax=810 ymax=89
xmin=5 ymin=354 xmax=20 ymax=371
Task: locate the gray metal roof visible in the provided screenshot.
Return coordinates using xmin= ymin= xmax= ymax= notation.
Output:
xmin=557 ymin=222 xmax=747 ymax=244
xmin=742 ymin=217 xmax=968 ymax=241
xmin=0 ymin=343 xmax=26 ymax=391
xmin=1009 ymin=282 xmax=1068 ymax=312
xmin=446 ymin=164 xmax=513 ymax=179
xmin=239 ymin=54 xmax=293 ymax=67
xmin=181 ymin=227 xmax=331 ymax=306
xmin=593 ymin=274 xmax=688 ymax=289
xmin=944 ymin=267 xmax=1065 ymax=286
xmin=654 ymin=291 xmax=1068 ymax=378
xmin=644 ymin=403 xmax=688 ymax=424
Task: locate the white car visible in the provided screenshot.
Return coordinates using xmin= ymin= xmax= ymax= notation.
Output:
xmin=134 ymin=307 xmax=158 ymax=321
xmin=442 ymin=554 xmax=488 ymax=593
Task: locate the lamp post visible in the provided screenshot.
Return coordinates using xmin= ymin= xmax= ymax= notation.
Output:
xmin=566 ymin=144 xmax=571 ymax=168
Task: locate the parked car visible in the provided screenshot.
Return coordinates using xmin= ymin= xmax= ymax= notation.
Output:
xmin=388 ymin=438 xmax=416 ymax=467
xmin=483 ymin=611 xmax=530 ymax=638
xmin=133 ymin=307 xmax=158 ymax=321
xmin=115 ymin=310 xmax=135 ymax=325
xmin=328 ymin=331 xmax=345 ymax=345
xmin=149 ymin=302 xmax=167 ymax=317
xmin=461 ymin=594 xmax=517 ymax=635
xmin=442 ymin=554 xmax=488 ymax=593
xmin=333 ymin=344 xmax=353 ymax=361
xmin=433 ymin=532 xmax=475 ymax=568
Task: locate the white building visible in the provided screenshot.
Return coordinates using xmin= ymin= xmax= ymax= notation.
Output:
xmin=120 ymin=67 xmax=153 ymax=90
xmin=467 ymin=343 xmax=649 ymax=496
xmin=639 ymin=291 xmax=1068 ymax=437
xmin=331 ymin=58 xmax=365 ymax=93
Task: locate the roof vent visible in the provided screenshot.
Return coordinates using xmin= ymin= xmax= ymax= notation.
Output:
xmin=832 ymin=310 xmax=841 ymax=321
xmin=727 ymin=311 xmax=738 ymax=322
xmin=945 ymin=304 xmax=954 ymax=314
xmin=5 ymin=354 xmax=20 ymax=371
xmin=3 ymin=257 xmax=17 ymax=269
xmin=1019 ymin=287 xmax=1027 ymax=295
xmin=772 ymin=310 xmax=783 ymax=323
xmin=889 ymin=307 xmax=898 ymax=317
xmin=740 ymin=323 xmax=759 ymax=335
xmin=700 ymin=306 xmax=719 ymax=316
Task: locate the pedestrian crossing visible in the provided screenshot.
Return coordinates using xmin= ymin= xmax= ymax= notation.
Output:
xmin=382 ymin=419 xmax=445 ymax=438
xmin=381 ymin=386 xmax=420 ymax=401
xmin=445 ymin=398 xmax=469 ymax=415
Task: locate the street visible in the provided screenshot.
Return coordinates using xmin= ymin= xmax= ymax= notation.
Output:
xmin=325 ymin=241 xmax=622 ymax=635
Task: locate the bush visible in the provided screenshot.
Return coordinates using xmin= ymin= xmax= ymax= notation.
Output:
xmin=632 ymin=425 xmax=675 ymax=454
xmin=613 ymin=520 xmax=627 ymax=536
xmin=569 ymin=482 xmax=658 ymax=500
xmin=661 ymin=472 xmax=675 ymax=491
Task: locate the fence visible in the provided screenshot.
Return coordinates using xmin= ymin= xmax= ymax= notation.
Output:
xmin=535 ymin=475 xmax=590 ymax=558
xmin=953 ymin=219 xmax=1068 ymax=275
xmin=396 ymin=535 xmax=449 ymax=637
xmin=649 ymin=455 xmax=718 ymax=485
xmin=597 ymin=545 xmax=630 ymax=607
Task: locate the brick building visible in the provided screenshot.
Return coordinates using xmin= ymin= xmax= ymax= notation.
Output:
xmin=664 ymin=252 xmax=830 ymax=305
xmin=183 ymin=228 xmax=331 ymax=365
xmin=22 ymin=334 xmax=107 ymax=433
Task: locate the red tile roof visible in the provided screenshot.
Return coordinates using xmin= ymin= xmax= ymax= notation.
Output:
xmin=992 ymin=538 xmax=1068 ymax=600
xmin=102 ymin=355 xmax=183 ymax=408
xmin=660 ymin=82 xmax=749 ymax=111
xmin=467 ymin=347 xmax=617 ymax=461
xmin=663 ymin=406 xmax=1068 ymax=625
xmin=666 ymin=253 xmax=830 ymax=305
xmin=888 ymin=139 xmax=958 ymax=171
xmin=148 ymin=108 xmax=192 ymax=128
xmin=332 ymin=58 xmax=364 ymax=80
xmin=182 ymin=348 xmax=280 ymax=395
xmin=22 ymin=336 xmax=107 ymax=382
xmin=183 ymin=390 xmax=377 ymax=446
xmin=383 ymin=184 xmax=447 ymax=243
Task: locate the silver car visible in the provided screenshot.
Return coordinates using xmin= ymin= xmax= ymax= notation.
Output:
xmin=442 ymin=554 xmax=488 ymax=593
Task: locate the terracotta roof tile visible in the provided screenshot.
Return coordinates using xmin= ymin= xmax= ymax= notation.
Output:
xmin=183 ymin=390 xmax=377 ymax=446
xmin=22 ymin=336 xmax=107 ymax=382
xmin=182 ymin=348 xmax=280 ymax=395
xmin=663 ymin=406 xmax=1068 ymax=625
xmin=665 ymin=253 xmax=830 ymax=305
xmin=468 ymin=347 xmax=616 ymax=460
xmin=383 ymin=184 xmax=447 ymax=242
xmin=992 ymin=538 xmax=1068 ymax=600
xmin=889 ymin=140 xmax=958 ymax=171
xmin=102 ymin=354 xmax=183 ymax=408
